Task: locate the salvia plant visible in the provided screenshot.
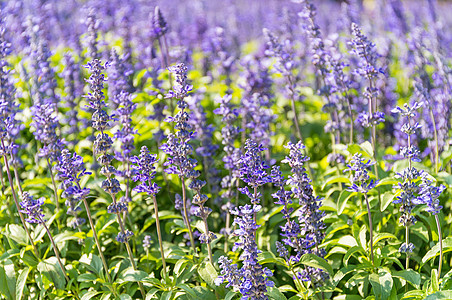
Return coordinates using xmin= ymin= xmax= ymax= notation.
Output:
xmin=2 ymin=1 xmax=452 ymax=300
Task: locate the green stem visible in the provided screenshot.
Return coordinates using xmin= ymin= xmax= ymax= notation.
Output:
xmin=405 ymin=225 xmax=410 ymax=269
xmin=40 ymin=217 xmax=70 ymax=282
xmin=1 ymin=139 xmax=40 ymax=258
xmin=47 ymin=158 xmax=60 ymax=211
xmin=429 ymin=108 xmax=440 ymax=173
xmin=182 ymin=177 xmax=196 ymax=256
xmin=77 ymin=182 xmax=113 ymax=285
xmin=0 ymin=162 xmax=4 ymax=193
xmin=364 ymin=193 xmax=374 ymax=264
xmin=224 ymin=202 xmax=231 ymax=253
xmin=113 ymin=201 xmax=146 ymax=299
xmin=435 ymin=214 xmax=443 ymax=279
xmin=152 ymin=195 xmax=167 ymax=280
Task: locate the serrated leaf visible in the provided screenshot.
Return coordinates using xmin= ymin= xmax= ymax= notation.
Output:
xmin=300 ymin=253 xmax=333 ymax=276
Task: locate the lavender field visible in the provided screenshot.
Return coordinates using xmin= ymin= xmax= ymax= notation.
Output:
xmin=1 ymin=0 xmax=452 ymax=299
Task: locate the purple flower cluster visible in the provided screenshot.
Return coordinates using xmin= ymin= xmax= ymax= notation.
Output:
xmin=216 ymin=204 xmax=274 ymax=299
xmin=62 ymin=53 xmax=83 ymax=143
xmin=391 ymin=102 xmax=426 ymax=253
xmin=19 ymin=192 xmax=45 ymax=224
xmin=31 ymin=103 xmax=65 ymax=162
xmin=238 ymin=139 xmax=272 ymax=197
xmin=349 ymin=22 xmax=385 ymax=129
xmin=188 ymin=94 xmax=220 ymax=195
xmin=282 ymin=141 xmax=327 ymax=284
xmin=345 ymin=153 xmax=378 ymax=194
xmin=131 ymin=146 xmax=160 ymax=196
xmin=114 ymin=91 xmax=138 ymax=203
xmin=0 ymin=19 xmax=22 ymax=164
xmin=55 ymin=149 xmax=91 ymax=229
xmin=239 ymin=58 xmax=275 ymax=147
xmin=161 ymin=63 xmax=195 ymax=178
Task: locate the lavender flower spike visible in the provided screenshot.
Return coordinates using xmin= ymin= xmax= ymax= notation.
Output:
xmin=216 ymin=204 xmax=274 ymax=299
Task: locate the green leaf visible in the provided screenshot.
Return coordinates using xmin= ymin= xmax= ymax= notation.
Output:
xmin=372 ymin=233 xmax=398 ymax=246
xmin=422 ymin=237 xmax=452 ymax=265
xmin=360 ymin=141 xmax=374 ymax=157
xmin=424 ymin=291 xmax=452 ymax=299
xmin=392 ymin=269 xmax=420 ymax=289
xmin=16 ymin=267 xmax=30 ymax=300
xmin=119 ymin=295 xmax=132 ymax=300
xmin=53 ymin=231 xmax=80 ymax=248
xmin=225 ymin=291 xmax=238 ymax=300
xmin=100 ymin=293 xmax=112 ymax=300
xmin=191 ymin=286 xmax=216 ymax=300
xmin=118 ymin=268 xmax=148 ymax=282
xmin=80 ymin=254 xmax=104 ymax=276
xmin=5 ymin=224 xmax=28 ymax=245
xmin=337 ymin=190 xmax=357 ymax=215
xmin=197 ymin=262 xmax=218 ymax=289
xmin=77 ymin=273 xmax=97 ymax=282
xmin=178 ymin=284 xmax=197 ymax=299
xmin=37 ymin=257 xmax=66 ymax=290
xmin=401 ymin=290 xmax=425 ymax=299
xmin=0 ymin=259 xmax=16 ymax=299
xmin=369 ymin=268 xmax=393 ymax=300
xmin=321 ymin=175 xmax=350 ymax=190
xmin=347 ymin=142 xmax=373 ymax=157
xmin=343 ymin=246 xmax=364 ymax=265
xmin=431 ymin=269 xmax=439 ymax=293
xmin=161 ymin=291 xmax=172 ymax=300
xmin=267 ymin=286 xmax=288 ymax=300
xmin=300 ymin=253 xmax=333 ymax=276
xmin=81 ymin=291 xmax=101 ymax=300
xmin=381 ymin=191 xmax=396 ymax=212
xmin=376 ymin=177 xmax=399 ymax=187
